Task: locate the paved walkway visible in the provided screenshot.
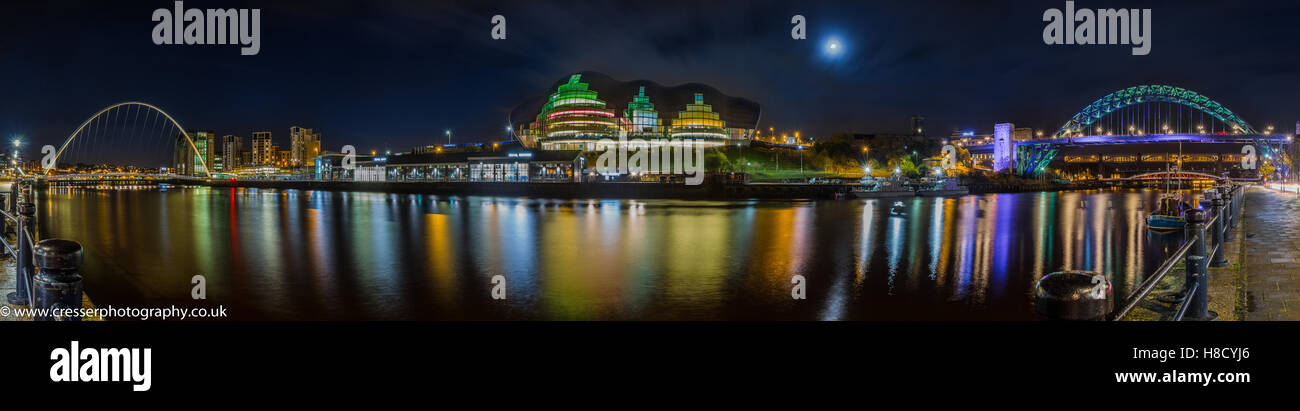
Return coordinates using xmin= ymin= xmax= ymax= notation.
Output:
xmin=0 ymin=257 xmax=32 ymax=321
xmin=1242 ymin=186 xmax=1300 ymax=320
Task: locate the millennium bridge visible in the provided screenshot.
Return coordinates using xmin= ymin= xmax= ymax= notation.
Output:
xmin=40 ymin=172 xmax=207 ymax=186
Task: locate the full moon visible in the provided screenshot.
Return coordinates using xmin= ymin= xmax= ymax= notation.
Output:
xmin=823 ymin=38 xmax=844 ymax=58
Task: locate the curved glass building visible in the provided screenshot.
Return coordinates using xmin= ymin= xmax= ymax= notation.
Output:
xmin=624 ymin=86 xmax=662 ymax=136
xmin=532 ymin=74 xmax=622 ymax=151
xmin=514 ymin=72 xmax=761 ymax=151
xmin=669 ymin=93 xmax=727 ymax=146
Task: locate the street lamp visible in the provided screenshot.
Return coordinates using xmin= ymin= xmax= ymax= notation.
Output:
xmin=10 ymin=138 xmax=21 ymax=175
xmin=445 ymin=129 xmax=452 ymax=145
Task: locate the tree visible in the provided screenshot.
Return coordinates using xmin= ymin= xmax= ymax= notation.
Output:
xmin=705 ymin=150 xmax=731 ymax=172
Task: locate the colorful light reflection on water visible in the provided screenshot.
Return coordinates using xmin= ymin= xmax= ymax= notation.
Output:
xmin=37 ymin=187 xmax=1191 ymax=320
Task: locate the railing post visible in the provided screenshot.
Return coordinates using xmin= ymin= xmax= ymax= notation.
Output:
xmin=1220 ymin=187 xmax=1233 ymax=230
xmin=8 ymin=183 xmax=15 ymax=215
xmin=1227 ymin=184 xmax=1239 ymax=228
xmin=31 ymin=239 xmax=84 ymax=321
xmin=1209 ymin=192 xmax=1229 ymax=267
xmin=5 ymin=200 xmax=35 ymax=306
xmin=0 ymin=192 xmax=7 ymax=237
xmin=1218 ymin=185 xmax=1232 ymax=242
xmin=1034 ymin=270 xmax=1113 ymax=321
xmin=1182 ymin=209 xmax=1216 ymax=321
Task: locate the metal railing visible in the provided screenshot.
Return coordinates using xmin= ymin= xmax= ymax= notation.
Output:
xmin=1037 ymin=183 xmax=1243 ymax=321
xmin=1113 ymin=183 xmax=1241 ymax=321
xmin=3 ymin=178 xmax=90 ymax=321
xmin=2 ymin=179 xmax=39 ymax=310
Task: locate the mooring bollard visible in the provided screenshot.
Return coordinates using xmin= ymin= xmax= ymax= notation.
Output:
xmin=1208 ymin=192 xmax=1229 ymax=267
xmin=5 ymin=201 xmax=35 ymax=306
xmin=1182 ymin=209 xmax=1216 ymax=321
xmin=1035 ymin=270 xmax=1112 ymax=320
xmin=31 ymin=239 xmax=84 ymax=321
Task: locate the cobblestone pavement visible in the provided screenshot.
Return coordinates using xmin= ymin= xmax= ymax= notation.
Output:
xmin=0 ymin=257 xmax=30 ymax=321
xmin=1243 ymin=186 xmax=1300 ymax=320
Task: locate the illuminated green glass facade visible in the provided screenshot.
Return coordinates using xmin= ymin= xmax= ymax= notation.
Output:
xmin=623 ymin=86 xmax=662 ymax=136
xmin=534 ymin=74 xmax=621 ymax=151
xmin=669 ymin=93 xmax=727 ymax=145
xmin=527 ymin=74 xmax=751 ymax=151
xmin=193 ymin=131 xmax=212 ymax=174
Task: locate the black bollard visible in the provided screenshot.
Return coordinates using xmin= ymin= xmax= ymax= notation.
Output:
xmin=5 ymin=202 xmax=35 ymax=306
xmin=1182 ymin=209 xmax=1216 ymax=321
xmin=31 ymin=239 xmax=84 ymax=321
xmin=1035 ymin=270 xmax=1113 ymax=320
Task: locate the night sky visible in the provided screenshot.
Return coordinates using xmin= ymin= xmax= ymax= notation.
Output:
xmin=2 ymin=0 xmax=1299 ymax=158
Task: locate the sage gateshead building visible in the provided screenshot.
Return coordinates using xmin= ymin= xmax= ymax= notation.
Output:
xmin=511 ymin=72 xmax=761 ymax=151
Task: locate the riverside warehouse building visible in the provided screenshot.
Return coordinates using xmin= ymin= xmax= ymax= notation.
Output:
xmin=510 ymin=72 xmax=762 ymax=151
xmin=314 ymin=149 xmax=585 ymax=183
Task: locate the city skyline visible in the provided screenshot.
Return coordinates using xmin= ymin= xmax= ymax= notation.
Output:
xmin=6 ymin=0 xmax=1300 ymax=397
xmin=4 ymin=1 xmax=1300 ymax=157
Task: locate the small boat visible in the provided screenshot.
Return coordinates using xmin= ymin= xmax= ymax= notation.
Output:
xmin=915 ymin=180 xmax=969 ymax=197
xmin=1146 ymin=194 xmax=1186 ymax=232
xmin=852 ymin=179 xmax=915 ymax=199
xmin=1147 ymin=157 xmax=1187 ymax=232
xmin=889 ymin=201 xmax=907 ymax=216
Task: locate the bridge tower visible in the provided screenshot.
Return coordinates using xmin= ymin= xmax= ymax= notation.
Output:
xmin=993 ymin=123 xmax=1016 ymax=172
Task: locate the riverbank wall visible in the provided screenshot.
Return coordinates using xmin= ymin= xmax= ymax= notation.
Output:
xmin=206 ymin=179 xmax=854 ymax=200
xmin=205 ymin=179 xmax=1140 ymax=199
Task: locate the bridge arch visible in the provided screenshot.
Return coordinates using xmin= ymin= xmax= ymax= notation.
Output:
xmin=51 ymin=102 xmax=211 ymax=177
xmin=1053 ymin=85 xmax=1257 ymax=138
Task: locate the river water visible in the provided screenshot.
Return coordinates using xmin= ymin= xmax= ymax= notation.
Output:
xmin=34 ymin=186 xmax=1196 ymax=320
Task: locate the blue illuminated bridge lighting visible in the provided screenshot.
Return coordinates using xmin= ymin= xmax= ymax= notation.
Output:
xmin=962 ymin=133 xmax=1290 ymax=149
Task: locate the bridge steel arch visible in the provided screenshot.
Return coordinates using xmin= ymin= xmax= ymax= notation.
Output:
xmin=51 ymin=102 xmax=211 ymax=177
xmin=1053 ymin=85 xmax=1257 ymax=139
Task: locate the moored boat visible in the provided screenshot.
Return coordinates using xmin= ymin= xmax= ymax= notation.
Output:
xmin=852 ymin=179 xmax=915 ymax=199
xmin=916 ymin=180 xmax=969 ymax=197
xmin=1146 ymin=194 xmax=1187 ymax=232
